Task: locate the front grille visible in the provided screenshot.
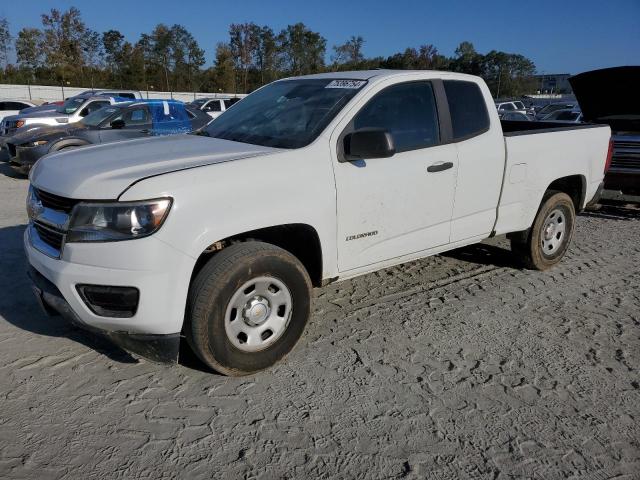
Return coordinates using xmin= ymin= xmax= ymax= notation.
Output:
xmin=33 ymin=222 xmax=64 ymax=251
xmin=35 ymin=188 xmax=80 ymax=213
xmin=611 ymin=140 xmax=640 ymax=170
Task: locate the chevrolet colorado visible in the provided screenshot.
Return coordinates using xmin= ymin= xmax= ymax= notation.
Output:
xmin=24 ymin=70 xmax=612 ymax=375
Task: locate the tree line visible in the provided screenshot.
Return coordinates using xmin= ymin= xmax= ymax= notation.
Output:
xmin=0 ymin=8 xmax=538 ymax=98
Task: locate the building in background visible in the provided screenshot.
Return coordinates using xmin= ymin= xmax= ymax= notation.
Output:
xmin=533 ymin=73 xmax=573 ymax=94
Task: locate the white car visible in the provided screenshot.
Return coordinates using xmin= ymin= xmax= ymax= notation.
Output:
xmin=495 ymin=100 xmax=532 ymax=116
xmin=25 ymin=70 xmax=611 ymax=375
xmin=190 ymin=97 xmax=242 ymax=119
xmin=0 ymin=99 xmax=37 ymax=123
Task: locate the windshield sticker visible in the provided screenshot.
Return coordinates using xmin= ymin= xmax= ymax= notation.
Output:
xmin=325 ymin=79 xmax=367 ymax=89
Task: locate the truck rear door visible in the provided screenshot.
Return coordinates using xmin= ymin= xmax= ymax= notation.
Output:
xmin=332 ymin=79 xmax=458 ymax=271
xmin=443 ymin=80 xmax=505 ymax=242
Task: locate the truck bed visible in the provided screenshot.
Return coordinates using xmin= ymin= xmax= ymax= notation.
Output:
xmin=501 ymin=120 xmax=605 ymax=136
xmin=495 ymin=121 xmax=611 ymax=238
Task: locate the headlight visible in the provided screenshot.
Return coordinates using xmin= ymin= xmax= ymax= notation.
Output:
xmin=27 ymin=140 xmax=48 ymax=147
xmin=66 ymin=198 xmax=172 ymax=242
xmin=16 ymin=120 xmax=25 ymax=128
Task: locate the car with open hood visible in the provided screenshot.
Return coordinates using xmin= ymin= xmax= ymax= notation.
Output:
xmin=570 ymin=66 xmax=640 ymax=200
xmin=6 ymin=100 xmax=211 ymax=175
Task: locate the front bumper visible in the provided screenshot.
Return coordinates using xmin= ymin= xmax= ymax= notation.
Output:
xmin=28 ymin=266 xmax=180 ymax=363
xmin=9 ymin=144 xmax=48 ymax=175
xmin=24 ymin=226 xmax=196 ymax=362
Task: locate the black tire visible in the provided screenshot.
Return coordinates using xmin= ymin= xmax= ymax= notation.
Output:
xmin=185 ymin=241 xmax=312 ymax=376
xmin=51 ymin=144 xmax=81 ymax=152
xmin=511 ymin=191 xmax=576 ymax=271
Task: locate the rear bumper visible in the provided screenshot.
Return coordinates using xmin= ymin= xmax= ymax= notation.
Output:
xmin=28 ymin=265 xmax=180 ymax=363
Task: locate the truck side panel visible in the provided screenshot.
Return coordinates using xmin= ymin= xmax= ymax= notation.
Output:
xmin=495 ymin=125 xmax=610 ymax=236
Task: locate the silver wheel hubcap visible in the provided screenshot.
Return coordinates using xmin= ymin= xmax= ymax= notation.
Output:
xmin=541 ymin=208 xmax=566 ymax=256
xmin=225 ymin=276 xmax=293 ymax=352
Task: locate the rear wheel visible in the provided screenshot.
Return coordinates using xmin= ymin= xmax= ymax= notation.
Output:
xmin=186 ymin=241 xmax=312 ymax=376
xmin=511 ymin=191 xmax=576 ymax=270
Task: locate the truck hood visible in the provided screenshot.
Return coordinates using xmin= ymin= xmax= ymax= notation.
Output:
xmin=9 ymin=124 xmax=79 ymax=145
xmin=30 ymin=134 xmax=279 ymax=199
xmin=20 ymin=104 xmax=59 ymax=115
xmin=569 ymin=66 xmax=640 ymax=132
xmin=14 ymin=108 xmax=70 ymax=120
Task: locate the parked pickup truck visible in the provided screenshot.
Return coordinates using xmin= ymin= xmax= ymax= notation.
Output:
xmin=24 ymin=70 xmax=612 ymax=375
xmin=1 ymin=94 xmax=123 ymax=138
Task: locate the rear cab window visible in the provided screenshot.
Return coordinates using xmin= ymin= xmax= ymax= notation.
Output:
xmin=224 ymin=98 xmax=240 ymax=109
xmin=443 ymin=80 xmax=490 ymax=140
xmin=205 ymin=100 xmax=222 ymax=112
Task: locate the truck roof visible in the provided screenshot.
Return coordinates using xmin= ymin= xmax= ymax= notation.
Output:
xmin=283 ymin=69 xmax=480 ymax=82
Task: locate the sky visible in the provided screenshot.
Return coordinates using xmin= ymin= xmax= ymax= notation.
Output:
xmin=0 ymin=0 xmax=638 ymax=75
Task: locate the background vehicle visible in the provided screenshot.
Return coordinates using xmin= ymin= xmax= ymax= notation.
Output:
xmin=7 ymin=100 xmax=210 ymax=174
xmin=75 ymin=89 xmax=143 ymax=100
xmin=189 ymin=96 xmax=242 ymax=118
xmin=499 ymin=111 xmax=532 ymax=121
xmin=543 ymin=109 xmax=583 ymax=123
xmin=0 ymin=100 xmax=38 ymax=122
xmin=25 ymin=71 xmax=611 ymax=375
xmin=0 ymin=94 xmax=125 ymax=137
xmin=570 ymin=66 xmax=640 ymax=199
xmin=495 ymin=100 xmax=533 ymax=117
xmin=535 ymin=102 xmax=576 ymax=120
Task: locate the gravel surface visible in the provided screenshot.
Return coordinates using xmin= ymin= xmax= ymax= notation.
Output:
xmin=1 ymin=163 xmax=639 ymax=479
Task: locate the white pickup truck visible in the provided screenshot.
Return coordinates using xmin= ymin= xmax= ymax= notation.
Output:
xmin=25 ymin=70 xmax=612 ymax=375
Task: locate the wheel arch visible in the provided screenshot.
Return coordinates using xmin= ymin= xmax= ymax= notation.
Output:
xmin=49 ymin=138 xmax=91 ymax=152
xmin=190 ymin=223 xmax=324 ymax=288
xmin=545 ymin=174 xmax=586 ymax=211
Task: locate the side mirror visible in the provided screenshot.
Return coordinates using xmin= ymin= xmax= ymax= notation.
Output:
xmin=110 ymin=119 xmax=125 ymax=129
xmin=343 ymin=129 xmax=395 ymax=161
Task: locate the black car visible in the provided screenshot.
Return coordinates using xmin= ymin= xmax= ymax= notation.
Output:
xmin=570 ymin=66 xmax=640 ymax=200
xmin=7 ymin=100 xmax=211 ymax=175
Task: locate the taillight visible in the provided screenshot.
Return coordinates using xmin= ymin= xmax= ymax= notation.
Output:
xmin=604 ymin=138 xmax=614 ymax=173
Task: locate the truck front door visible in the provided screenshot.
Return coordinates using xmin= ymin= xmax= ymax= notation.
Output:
xmin=333 ymin=80 xmax=458 ymax=272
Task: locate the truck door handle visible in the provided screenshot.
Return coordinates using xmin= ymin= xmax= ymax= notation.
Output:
xmin=427 ymin=162 xmax=453 ymax=173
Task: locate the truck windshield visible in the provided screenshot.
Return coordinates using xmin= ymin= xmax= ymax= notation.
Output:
xmin=56 ymin=97 xmax=85 ymax=115
xmin=203 ymin=79 xmax=367 ymax=148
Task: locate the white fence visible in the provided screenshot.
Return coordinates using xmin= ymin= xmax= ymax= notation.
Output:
xmin=0 ymin=83 xmax=246 ymax=103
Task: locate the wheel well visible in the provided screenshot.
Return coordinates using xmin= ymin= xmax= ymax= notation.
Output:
xmin=546 ymin=175 xmax=586 ymax=211
xmin=50 ymin=139 xmax=89 ymax=152
xmin=191 ymin=224 xmax=324 ymax=287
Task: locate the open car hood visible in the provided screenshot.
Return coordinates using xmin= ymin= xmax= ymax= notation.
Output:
xmin=569 ymin=66 xmax=640 ymax=131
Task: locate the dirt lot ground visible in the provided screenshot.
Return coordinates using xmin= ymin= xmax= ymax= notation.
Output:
xmin=0 ymin=163 xmax=638 ymax=479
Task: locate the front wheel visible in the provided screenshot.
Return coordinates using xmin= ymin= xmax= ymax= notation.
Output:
xmin=511 ymin=191 xmax=576 ymax=270
xmin=186 ymin=241 xmax=312 ymax=376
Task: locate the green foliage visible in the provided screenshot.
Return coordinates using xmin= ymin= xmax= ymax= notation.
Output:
xmin=0 ymin=9 xmax=538 ymax=97
xmin=0 ymin=18 xmax=12 ymax=68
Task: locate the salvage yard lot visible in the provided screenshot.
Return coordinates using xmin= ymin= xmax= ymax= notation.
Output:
xmin=0 ymin=165 xmax=638 ymax=479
